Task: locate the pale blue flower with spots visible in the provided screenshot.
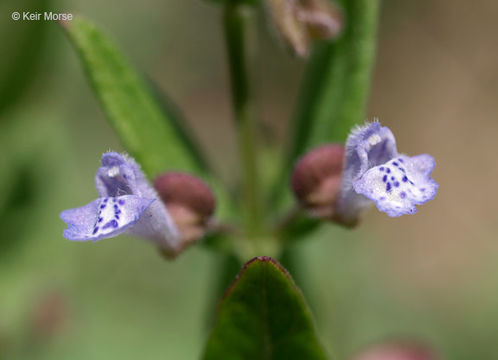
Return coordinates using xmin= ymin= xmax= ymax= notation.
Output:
xmin=60 ymin=152 xmax=181 ymax=251
xmin=336 ymin=121 xmax=438 ymax=221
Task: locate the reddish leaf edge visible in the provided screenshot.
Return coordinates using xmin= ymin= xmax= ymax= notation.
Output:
xmin=221 ymin=256 xmax=295 ymax=302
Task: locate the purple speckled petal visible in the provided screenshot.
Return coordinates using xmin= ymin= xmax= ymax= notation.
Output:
xmin=336 ymin=122 xmax=399 ymax=222
xmin=335 ymin=122 xmax=438 ymax=221
xmin=354 ymin=154 xmax=438 ymax=217
xmin=61 ymin=152 xmax=182 ymax=250
xmin=60 ymin=195 xmax=154 ymax=242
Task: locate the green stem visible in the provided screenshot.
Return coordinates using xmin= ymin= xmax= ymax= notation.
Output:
xmin=224 ymin=3 xmax=264 ymax=241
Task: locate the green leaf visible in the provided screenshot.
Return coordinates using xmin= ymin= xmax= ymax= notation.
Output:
xmin=271 ymin=0 xmax=380 ymax=211
xmin=61 ymin=16 xmax=207 ymax=177
xmin=0 ymin=160 xmax=39 ymax=258
xmin=0 ymin=0 xmax=50 ymax=115
xmin=291 ymin=0 xmax=380 ymax=152
xmin=203 ymin=256 xmax=328 ymax=360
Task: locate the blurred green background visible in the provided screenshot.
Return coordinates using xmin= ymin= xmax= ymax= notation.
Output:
xmin=1 ymin=0 xmax=498 ymax=359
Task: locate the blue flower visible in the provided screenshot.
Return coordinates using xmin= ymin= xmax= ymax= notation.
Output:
xmin=336 ymin=122 xmax=438 ymax=220
xmin=60 ymin=152 xmax=181 ymax=251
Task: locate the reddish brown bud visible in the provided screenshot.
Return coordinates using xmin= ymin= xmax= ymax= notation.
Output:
xmin=291 ymin=144 xmax=345 ymax=219
xmin=154 ymin=172 xmax=216 ymax=251
xmin=155 ymin=172 xmax=215 ymax=219
xmin=352 ymin=342 xmax=438 ymax=360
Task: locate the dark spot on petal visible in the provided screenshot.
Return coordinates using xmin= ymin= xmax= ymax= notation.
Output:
xmin=421 ymin=188 xmax=426 ymax=192
xmin=391 ymin=176 xmax=395 ymax=181
xmin=394 ymin=181 xmax=400 ymax=187
xmin=98 ymin=217 xmax=103 ymax=223
xmin=103 ymin=198 xmax=109 ymax=203
xmin=382 ymin=175 xmax=387 ymax=182
xmin=393 ymin=161 xmax=398 ymax=166
xmin=92 ymin=227 xmax=99 ymax=234
xmin=386 ymin=182 xmax=392 ymax=192
xmin=386 ymin=168 xmax=391 ymax=173
xmin=402 ymin=176 xmax=408 ymax=182
xmin=398 ymin=158 xmax=404 ymax=163
xmin=100 ymin=204 xmax=106 ymax=209
xmin=103 ymin=220 xmax=119 ymax=230
xmin=400 ymin=192 xmax=406 ymax=199
xmin=118 ymin=199 xmax=125 ymax=205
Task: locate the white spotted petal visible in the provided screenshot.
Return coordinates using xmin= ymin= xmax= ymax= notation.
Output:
xmin=336 ymin=121 xmax=438 ymax=221
xmin=353 ymin=154 xmax=438 ymax=217
xmin=60 ymin=195 xmax=154 ymax=241
xmin=60 ymin=152 xmax=181 ymax=251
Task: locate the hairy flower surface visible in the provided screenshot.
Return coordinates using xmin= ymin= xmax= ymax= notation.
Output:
xmin=337 ymin=122 xmax=438 ymax=221
xmin=60 ymin=152 xmax=181 ymax=250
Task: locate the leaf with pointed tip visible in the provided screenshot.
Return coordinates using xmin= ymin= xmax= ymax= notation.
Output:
xmin=61 ymin=16 xmax=207 ymax=177
xmin=203 ymin=256 xmax=328 ymax=360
